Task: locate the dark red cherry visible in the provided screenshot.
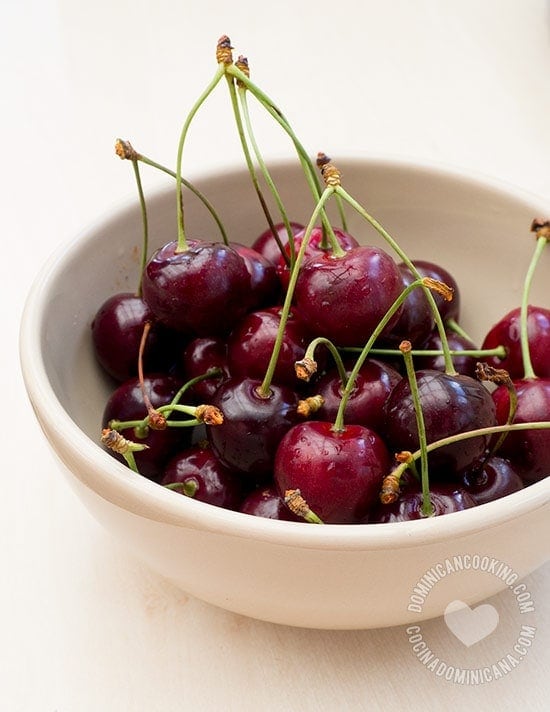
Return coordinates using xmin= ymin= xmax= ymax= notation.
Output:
xmin=274 ymin=421 xmax=391 ymax=524
xmin=161 ymin=442 xmax=243 ymax=510
xmin=492 ymin=377 xmax=550 ymax=485
xmin=415 ymin=331 xmax=479 ymax=378
xmin=102 ymin=374 xmax=190 ymax=481
xmin=380 ymin=264 xmax=435 ymax=347
xmin=239 ymin=485 xmax=303 ymax=521
xmin=226 ymin=307 xmax=311 ymax=387
xmin=481 ymin=306 xmax=550 ymax=379
xmin=181 ymin=337 xmax=230 ymax=402
xmin=142 ymin=240 xmax=251 ymax=335
xmin=207 ymin=377 xmax=300 ymax=481
xmin=460 ymin=456 xmax=524 ymax=505
xmin=276 ymin=226 xmax=359 ymax=290
xmin=367 ymin=483 xmax=476 ymax=522
xmin=384 ymin=370 xmax=497 ymax=477
xmin=410 ymin=259 xmax=461 ymax=322
xmin=251 ymin=221 xmax=304 ymax=266
xmin=314 ymin=359 xmax=401 ymax=432
xmin=231 ymin=242 xmax=280 ymax=308
xmin=294 ymin=246 xmax=403 ymax=347
xmin=91 ymin=293 xmax=174 ymax=382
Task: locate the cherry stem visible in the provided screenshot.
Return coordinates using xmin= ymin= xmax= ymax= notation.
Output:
xmin=446 ymin=318 xmax=472 ymax=341
xmin=334 ymin=185 xmax=456 ymax=375
xmin=237 ymin=82 xmax=296 ymax=267
xmin=303 ymin=337 xmax=348 ymax=386
xmin=128 ymin=160 xmax=148 ymax=297
xmin=136 ymin=152 xmax=230 ymax=245
xmin=333 ymin=278 xmax=440 ymax=432
xmin=391 ymin=421 xmax=550 ymax=483
xmin=225 ymin=74 xmax=280 ymax=249
xmin=257 ymin=186 xmax=336 ymax=397
xmin=400 ymin=341 xmax=433 ymax=518
xmin=284 ymin=489 xmax=324 ymax=524
xmin=520 ymin=232 xmax=548 ymax=379
xmin=164 ymin=480 xmax=199 ymax=497
xmin=225 ymin=63 xmax=334 ymax=239
xmin=175 ymin=64 xmax=225 ymax=252
xmin=475 ymin=363 xmax=517 ymax=462
xmin=343 ymin=345 xmax=507 ymax=360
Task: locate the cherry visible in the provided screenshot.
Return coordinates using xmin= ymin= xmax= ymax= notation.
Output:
xmin=274 ymin=420 xmax=391 ymax=524
xmin=251 ymin=221 xmax=304 ymax=266
xmin=142 ymin=240 xmax=252 ymax=336
xmin=207 ymin=377 xmax=300 ymax=481
xmin=380 ymin=264 xmax=435 ymax=347
xmin=231 ymin=242 xmax=280 ymax=308
xmin=481 ymin=306 xmax=550 ymax=379
xmin=384 ymin=370 xmax=497 ymax=477
xmin=460 ymin=456 xmax=524 ymax=505
xmin=414 ymin=330 xmax=479 ymax=378
xmin=293 ymin=245 xmax=403 ymax=347
xmin=367 ymin=483 xmax=476 ymax=523
xmin=102 ymin=374 xmax=190 ymax=481
xmin=314 ymin=358 xmax=401 ymax=432
xmin=91 ymin=293 xmax=174 ymax=382
xmin=410 ymin=259 xmax=461 ymax=323
xmin=226 ymin=307 xmax=312 ymax=388
xmin=276 ymin=225 xmax=359 ymax=290
xmin=161 ymin=442 xmax=243 ymax=510
xmin=492 ymin=378 xmax=550 ymax=485
xmin=239 ymin=485 xmax=302 ymax=521
xmin=181 ymin=336 xmax=230 ymax=402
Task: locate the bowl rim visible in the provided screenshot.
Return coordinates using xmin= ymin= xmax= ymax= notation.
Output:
xmin=20 ymin=154 xmax=550 ymax=551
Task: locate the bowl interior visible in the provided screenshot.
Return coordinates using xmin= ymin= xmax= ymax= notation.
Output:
xmin=24 ymin=156 xmax=550 ymax=531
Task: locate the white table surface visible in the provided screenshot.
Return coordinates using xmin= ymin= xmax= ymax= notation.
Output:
xmin=3 ymin=1 xmax=549 ymax=709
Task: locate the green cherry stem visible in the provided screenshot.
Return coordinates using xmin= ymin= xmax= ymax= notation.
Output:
xmin=400 ymin=341 xmax=433 ymax=518
xmin=342 ymin=345 xmax=507 ymax=360
xmin=521 ymin=220 xmax=549 ymax=379
xmin=175 ymin=63 xmax=225 ymax=252
xmin=332 ymin=278 xmax=445 ymax=432
xmin=257 ymin=185 xmax=336 ymax=397
xmin=334 ymin=185 xmax=456 ymax=375
xmin=297 ymin=337 xmax=349 ymax=386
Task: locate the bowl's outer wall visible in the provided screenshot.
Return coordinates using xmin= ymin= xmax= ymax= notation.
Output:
xmin=22 ymin=158 xmax=550 ymax=628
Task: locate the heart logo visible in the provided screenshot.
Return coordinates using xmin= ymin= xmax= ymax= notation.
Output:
xmin=444 ymin=600 xmax=499 ymax=647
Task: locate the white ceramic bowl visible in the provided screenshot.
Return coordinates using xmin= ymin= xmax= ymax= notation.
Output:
xmin=20 ymin=157 xmax=550 ymax=629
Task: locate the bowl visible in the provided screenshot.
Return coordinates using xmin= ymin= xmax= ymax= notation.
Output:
xmin=20 ymin=156 xmax=550 ymax=629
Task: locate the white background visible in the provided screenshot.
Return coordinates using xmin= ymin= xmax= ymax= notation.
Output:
xmin=2 ymin=1 xmax=549 ymax=710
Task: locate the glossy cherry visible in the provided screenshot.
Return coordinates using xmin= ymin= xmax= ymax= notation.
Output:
xmin=481 ymin=306 xmax=550 ymax=379
xmin=250 ymin=221 xmax=304 ymax=266
xmin=414 ymin=330 xmax=479 ymax=378
xmin=102 ymin=374 xmax=190 ymax=481
xmin=226 ymin=307 xmax=312 ymax=388
xmin=410 ymin=259 xmax=461 ymax=322
xmin=161 ymin=442 xmax=243 ymax=510
xmin=181 ymin=336 xmax=230 ymax=402
xmin=367 ymin=482 xmax=476 ymax=523
xmin=240 ymin=485 xmax=303 ymax=521
xmin=207 ymin=377 xmax=300 ymax=481
xmin=142 ymin=240 xmax=251 ymax=335
xmin=460 ymin=456 xmax=524 ymax=505
xmin=231 ymin=242 xmax=280 ymax=309
xmin=274 ymin=421 xmax=391 ymax=524
xmin=384 ymin=370 xmax=497 ymax=477
xmin=380 ymin=264 xmax=435 ymax=347
xmin=492 ymin=377 xmax=550 ymax=485
xmin=294 ymin=245 xmax=403 ymax=347
xmin=314 ymin=358 xmax=401 ymax=433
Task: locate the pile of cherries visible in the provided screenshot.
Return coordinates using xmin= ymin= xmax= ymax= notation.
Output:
xmin=93 ymin=37 xmax=550 ymax=525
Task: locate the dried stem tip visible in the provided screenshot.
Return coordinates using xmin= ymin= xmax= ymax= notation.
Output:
xmin=284 ymin=489 xmax=324 ymax=524
xmin=319 ymin=158 xmax=342 ymax=187
xmin=235 ymin=55 xmax=250 ymax=78
xmin=475 ymin=361 xmax=512 ymax=387
xmin=295 ymin=357 xmax=318 ymax=381
xmin=395 ymin=450 xmax=414 ymax=464
xmin=101 ymin=428 xmax=148 ymax=454
xmin=530 ymin=217 xmax=550 ymax=239
xmin=297 ymin=395 xmax=325 ymax=417
xmin=379 ymin=473 xmax=401 ymax=504
xmin=115 ymin=138 xmax=138 ymax=161
xmin=195 ymin=404 xmax=224 ymax=426
xmin=421 ymin=276 xmax=454 ymax=302
xmin=316 ymin=152 xmax=331 ymax=167
xmin=216 ymin=35 xmax=234 ymax=65
xmin=399 ymin=340 xmax=412 ymax=354
xmin=147 ymin=410 xmax=167 ymax=431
